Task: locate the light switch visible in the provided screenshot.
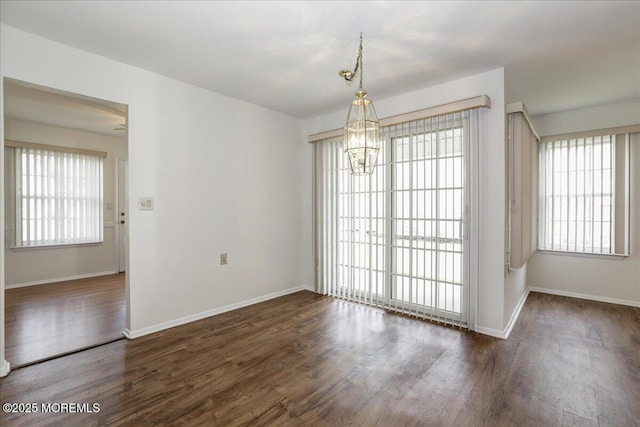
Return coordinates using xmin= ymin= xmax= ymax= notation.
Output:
xmin=139 ymin=197 xmax=154 ymax=210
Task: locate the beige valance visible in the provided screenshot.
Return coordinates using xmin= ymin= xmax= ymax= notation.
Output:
xmin=308 ymin=95 xmax=491 ymax=143
xmin=540 ymin=125 xmax=640 ymax=143
xmin=5 ymin=140 xmax=107 ymax=158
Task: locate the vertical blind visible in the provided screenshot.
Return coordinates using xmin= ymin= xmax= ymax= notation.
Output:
xmin=13 ymin=146 xmax=104 ymax=247
xmin=538 ymin=135 xmax=615 ymax=253
xmin=317 ymin=135 xmax=388 ymax=308
xmin=316 ymin=109 xmax=478 ymax=327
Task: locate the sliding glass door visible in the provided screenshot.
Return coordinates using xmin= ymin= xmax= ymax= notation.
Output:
xmin=317 ymin=110 xmax=474 ymax=327
xmin=388 ymin=115 xmax=468 ymax=323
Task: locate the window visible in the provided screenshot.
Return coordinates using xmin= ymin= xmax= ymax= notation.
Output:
xmin=538 ymin=132 xmax=630 ymax=255
xmin=9 ymin=144 xmax=104 ymax=247
xmin=315 ymin=103 xmax=484 ymax=327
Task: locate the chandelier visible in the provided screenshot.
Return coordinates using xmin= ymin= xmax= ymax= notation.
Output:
xmin=339 ymin=33 xmax=380 ymax=175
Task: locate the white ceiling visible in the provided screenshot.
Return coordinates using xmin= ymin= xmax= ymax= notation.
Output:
xmin=3 ymin=80 xmax=127 ymax=137
xmin=1 ymin=0 xmax=639 ymax=120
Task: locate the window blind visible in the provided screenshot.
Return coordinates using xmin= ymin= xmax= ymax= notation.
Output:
xmin=537 ymin=128 xmax=638 ymax=256
xmin=316 ymin=105 xmax=484 ymax=327
xmin=12 ymin=146 xmax=104 ymax=247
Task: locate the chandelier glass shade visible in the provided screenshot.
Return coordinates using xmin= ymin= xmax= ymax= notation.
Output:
xmin=345 ymin=89 xmax=380 ymax=175
xmin=340 ymin=33 xmax=380 ymax=175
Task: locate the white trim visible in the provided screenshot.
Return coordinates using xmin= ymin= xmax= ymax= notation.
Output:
xmin=5 ymin=270 xmax=118 ymax=289
xmin=504 ymin=288 xmax=530 ymax=339
xmin=472 ymin=285 xmax=638 ymax=339
xmin=123 ymin=285 xmax=309 ymax=339
xmin=536 ymin=249 xmax=627 ymax=260
xmin=468 ymin=109 xmax=480 ymax=332
xmin=302 ymin=284 xmax=316 ymax=292
xmin=115 ymin=157 xmax=127 ymax=274
xmin=0 ymin=360 xmax=10 ymax=377
xmin=1 ymin=87 xmax=6 ymax=380
xmin=529 ymin=287 xmax=640 ymax=308
xmin=476 ymin=326 xmax=508 ymax=339
xmin=9 ymin=241 xmax=105 ymax=250
xmin=476 ymin=288 xmax=530 ymax=339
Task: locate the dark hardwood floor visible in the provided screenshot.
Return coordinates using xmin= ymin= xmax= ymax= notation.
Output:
xmin=0 ymin=290 xmax=638 ymax=426
xmin=4 ymin=274 xmax=126 ymax=368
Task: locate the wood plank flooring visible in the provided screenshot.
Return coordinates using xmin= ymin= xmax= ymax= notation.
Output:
xmin=0 ymin=291 xmax=638 ymax=426
xmin=4 ymin=274 xmax=126 ymax=368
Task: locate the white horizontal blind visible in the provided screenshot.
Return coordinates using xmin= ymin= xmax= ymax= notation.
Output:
xmin=539 ymin=135 xmax=614 ymax=253
xmin=14 ymin=147 xmax=104 ymax=247
xmin=317 ymin=110 xmax=476 ymax=327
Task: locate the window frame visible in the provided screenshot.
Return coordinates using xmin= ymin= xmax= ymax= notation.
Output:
xmin=537 ymin=131 xmax=631 ymax=258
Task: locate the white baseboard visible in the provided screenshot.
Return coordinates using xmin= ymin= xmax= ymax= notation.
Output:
xmin=123 ymin=285 xmax=309 ymax=339
xmin=503 ymin=288 xmax=530 ymax=339
xmin=477 ymin=288 xmax=530 ymax=340
xmin=476 ymin=325 xmax=507 ymax=339
xmin=529 ymin=287 xmax=640 ymax=308
xmin=0 ymin=359 xmax=10 ymax=377
xmin=5 ymin=271 xmax=118 ymax=289
xmin=477 ymin=286 xmax=639 ymax=339
xmin=302 ymin=284 xmax=316 ymax=292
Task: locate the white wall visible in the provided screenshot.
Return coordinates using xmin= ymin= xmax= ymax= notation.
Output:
xmin=301 ymin=68 xmax=509 ymax=333
xmin=528 ymin=102 xmax=640 ymax=305
xmin=503 ymin=74 xmax=529 ymax=329
xmin=4 ymin=119 xmax=126 ymax=286
xmin=533 ymin=100 xmax=640 ymax=136
xmin=0 ymin=23 xmax=305 ymax=372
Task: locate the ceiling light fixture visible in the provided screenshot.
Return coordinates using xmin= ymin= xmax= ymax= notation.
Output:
xmin=339 ymin=32 xmax=380 ymax=175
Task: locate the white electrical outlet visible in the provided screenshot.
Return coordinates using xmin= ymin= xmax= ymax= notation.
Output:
xmin=220 ymin=253 xmax=228 ymax=265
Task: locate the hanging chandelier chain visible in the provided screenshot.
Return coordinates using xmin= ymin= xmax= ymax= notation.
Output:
xmin=358 ymin=32 xmax=364 ymax=91
xmin=339 ymin=32 xmax=365 ymax=88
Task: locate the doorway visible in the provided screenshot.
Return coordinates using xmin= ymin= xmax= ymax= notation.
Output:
xmin=2 ymin=78 xmax=129 ymax=368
